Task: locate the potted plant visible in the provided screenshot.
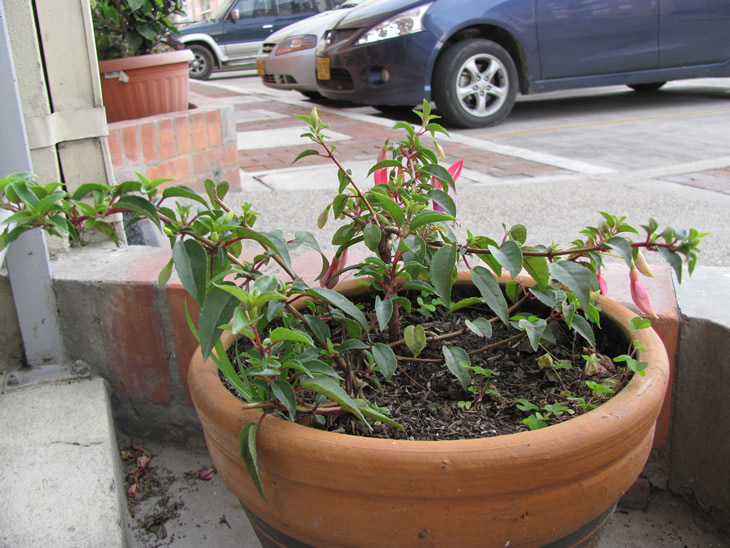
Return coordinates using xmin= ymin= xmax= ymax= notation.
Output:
xmin=0 ymin=104 xmax=703 ymax=547
xmin=91 ymin=0 xmax=194 ymax=122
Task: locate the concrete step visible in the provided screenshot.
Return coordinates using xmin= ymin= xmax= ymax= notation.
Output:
xmin=0 ymin=377 xmax=126 ymax=546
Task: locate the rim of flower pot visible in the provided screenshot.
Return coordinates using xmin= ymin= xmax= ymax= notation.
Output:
xmin=188 ymin=273 xmax=668 ymax=494
xmin=98 ymin=49 xmax=194 ymax=73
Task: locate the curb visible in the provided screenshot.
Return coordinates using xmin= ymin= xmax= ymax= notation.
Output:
xmin=0 ymin=378 xmax=127 ymax=546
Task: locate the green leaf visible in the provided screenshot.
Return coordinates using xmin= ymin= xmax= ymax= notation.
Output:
xmin=367 ymin=159 xmax=402 ymax=176
xmin=299 ymin=375 xmax=368 ymax=425
xmin=515 ymin=398 xmax=539 ymax=412
xmin=293 ymin=149 xmax=320 ymax=163
xmin=338 ymin=339 xmax=370 ymax=351
xmin=308 ymin=287 xmax=368 ymax=331
xmin=442 ymin=346 xmax=471 ymax=390
xmin=420 ymin=164 xmax=455 ymax=191
xmin=402 ymin=280 xmax=436 ymax=294
xmin=304 ymin=315 xmax=330 ymax=343
xmin=157 ymin=258 xmax=174 ymax=287
xmin=488 ymin=240 xmax=522 ymax=279
xmin=571 ymin=314 xmax=596 ymax=347
xmin=269 ymin=327 xmax=313 ymax=345
xmin=430 ymin=244 xmax=456 ymax=307
xmin=238 ymin=423 xmax=266 ymax=499
xmin=115 ymin=195 xmax=160 ymax=228
xmin=449 ymin=296 xmax=483 ymax=313
xmin=374 ymin=295 xmax=393 ymax=332
xmin=372 ymin=343 xmax=397 ymax=381
xmin=34 ymin=190 xmax=68 ymax=212
xmin=548 ymin=261 xmax=597 ymax=311
xmin=353 ymin=400 xmax=405 ymax=432
xmin=404 ymin=325 xmax=426 ymax=358
xmin=471 ymin=266 xmax=509 ymax=325
xmin=465 ymin=318 xmax=492 ymax=339
xmin=630 ymin=317 xmax=652 ymax=331
xmin=509 ymin=224 xmax=527 ymax=244
xmin=606 ymin=237 xmax=633 ymax=267
xmin=517 ymin=318 xmax=547 ymax=351
xmin=199 ymin=286 xmax=239 ymax=360
xmin=369 ymin=192 xmax=405 ymax=224
xmin=272 ymin=379 xmax=297 ymax=421
xmin=523 ymin=254 xmax=549 ymax=289
xmin=658 ymin=246 xmax=683 ymax=283
xmin=410 ymin=210 xmax=455 ymax=230
xmin=11 ymin=182 xmax=40 ymax=209
xmin=162 ymin=185 xmax=208 ymax=207
xmin=427 ymin=189 xmax=456 ymax=216
xmin=173 ymin=239 xmax=208 ymax=307
xmin=363 ymin=224 xmax=382 ymax=253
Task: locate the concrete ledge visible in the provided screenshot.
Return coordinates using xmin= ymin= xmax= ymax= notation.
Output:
xmin=0 ymin=378 xmax=126 ymax=546
xmin=672 ymin=266 xmax=730 ymax=530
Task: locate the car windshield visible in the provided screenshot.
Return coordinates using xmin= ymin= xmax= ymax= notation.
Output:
xmin=337 ymin=0 xmax=367 ymax=7
xmin=209 ymin=0 xmax=236 ymax=21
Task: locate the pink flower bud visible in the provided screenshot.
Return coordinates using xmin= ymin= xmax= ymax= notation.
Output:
xmin=374 ymin=145 xmax=389 ymax=185
xmin=432 ymin=158 xmax=463 ymax=212
xmin=320 ymin=248 xmax=349 ymax=289
xmin=630 ymin=269 xmax=657 ymax=319
xmin=597 ymin=269 xmax=608 ymax=296
xmin=634 ymin=250 xmax=655 ymax=278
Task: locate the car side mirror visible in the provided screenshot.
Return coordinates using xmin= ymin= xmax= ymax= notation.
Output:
xmin=230 ymin=9 xmax=240 ymax=21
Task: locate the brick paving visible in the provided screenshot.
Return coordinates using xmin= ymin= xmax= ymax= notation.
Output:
xmin=661 ymin=168 xmax=730 ymax=195
xmin=190 ymin=81 xmax=574 ymax=178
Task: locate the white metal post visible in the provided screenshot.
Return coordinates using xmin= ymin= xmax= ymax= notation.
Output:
xmin=0 ymin=0 xmax=66 ymax=365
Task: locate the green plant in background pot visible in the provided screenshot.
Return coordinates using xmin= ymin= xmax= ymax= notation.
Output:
xmin=0 ymin=103 xmax=705 ymax=547
xmin=90 ymin=0 xmax=193 ymax=122
xmin=91 ymin=0 xmax=185 ymax=60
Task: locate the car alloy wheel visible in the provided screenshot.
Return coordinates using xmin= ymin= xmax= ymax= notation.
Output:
xmin=189 ymin=45 xmax=214 ymax=80
xmin=433 ymin=39 xmax=518 ymax=128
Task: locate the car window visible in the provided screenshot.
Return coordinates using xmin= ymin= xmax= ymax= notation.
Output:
xmin=275 ymin=0 xmax=323 ymax=15
xmin=236 ymin=0 xmax=274 ymax=17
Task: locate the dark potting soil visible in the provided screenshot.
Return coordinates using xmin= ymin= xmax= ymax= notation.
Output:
xmin=225 ymin=289 xmax=634 ymax=441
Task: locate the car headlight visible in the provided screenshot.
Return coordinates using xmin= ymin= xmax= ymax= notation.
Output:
xmin=356 ymin=3 xmax=432 ymax=46
xmin=276 ymin=34 xmax=317 ymax=55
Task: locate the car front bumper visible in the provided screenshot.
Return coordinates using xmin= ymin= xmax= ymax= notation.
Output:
xmin=315 ymin=31 xmax=436 ymax=106
xmin=258 ymin=50 xmax=318 ymax=92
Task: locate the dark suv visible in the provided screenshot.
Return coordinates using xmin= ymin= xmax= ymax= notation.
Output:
xmin=315 ymin=0 xmax=730 ymax=127
xmin=177 ymin=0 xmax=338 ymax=79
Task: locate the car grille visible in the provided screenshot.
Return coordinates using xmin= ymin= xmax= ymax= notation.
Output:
xmin=318 ymin=67 xmax=353 ymax=90
xmin=261 ymin=43 xmax=276 ymax=54
xmin=262 ymin=74 xmax=298 ymax=85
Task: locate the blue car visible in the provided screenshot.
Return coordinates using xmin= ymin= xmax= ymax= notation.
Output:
xmin=315 ymin=0 xmax=730 ymax=127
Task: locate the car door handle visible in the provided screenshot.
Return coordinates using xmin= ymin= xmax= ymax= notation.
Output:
xmin=262 ymin=24 xmax=273 ymax=29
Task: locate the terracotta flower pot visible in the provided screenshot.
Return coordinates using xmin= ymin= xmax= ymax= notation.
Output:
xmin=98 ymin=50 xmax=194 ymax=123
xmin=188 ymin=277 xmax=669 ymax=548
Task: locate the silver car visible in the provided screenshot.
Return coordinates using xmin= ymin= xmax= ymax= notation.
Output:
xmin=256 ymin=0 xmax=370 ymax=99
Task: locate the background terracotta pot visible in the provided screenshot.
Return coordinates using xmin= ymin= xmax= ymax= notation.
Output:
xmin=188 ymin=278 xmax=669 ymax=548
xmin=99 ymin=50 xmax=193 ymax=123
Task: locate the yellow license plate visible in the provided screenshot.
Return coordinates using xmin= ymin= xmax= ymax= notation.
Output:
xmin=316 ymin=57 xmax=331 ymax=81
xmin=256 ymin=58 xmax=265 ymax=76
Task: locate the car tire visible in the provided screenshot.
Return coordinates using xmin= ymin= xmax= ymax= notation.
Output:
xmin=189 ymin=45 xmax=214 ymax=80
xmin=628 ymin=82 xmax=666 ymax=92
xmin=432 ymin=39 xmax=518 ymax=128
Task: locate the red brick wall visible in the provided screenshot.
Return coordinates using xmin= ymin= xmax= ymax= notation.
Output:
xmin=106 ymin=106 xmax=240 ymax=193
